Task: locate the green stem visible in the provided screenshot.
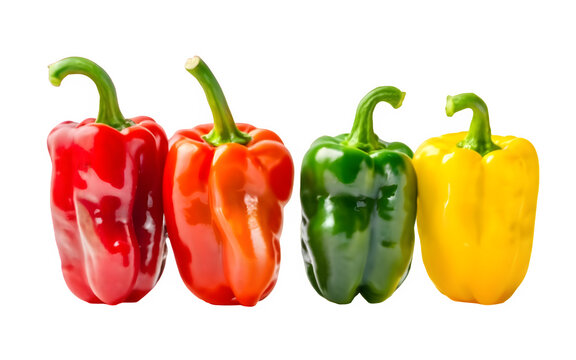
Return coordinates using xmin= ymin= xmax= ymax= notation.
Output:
xmin=446 ymin=93 xmax=501 ymax=156
xmin=185 ymin=57 xmax=251 ymax=146
xmin=48 ymin=57 xmax=133 ymax=131
xmin=345 ymin=86 xmax=405 ymax=152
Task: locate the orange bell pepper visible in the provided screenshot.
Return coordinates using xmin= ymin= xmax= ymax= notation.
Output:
xmin=163 ymin=57 xmax=294 ymax=306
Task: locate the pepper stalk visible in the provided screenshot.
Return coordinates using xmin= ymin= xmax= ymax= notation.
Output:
xmin=446 ymin=93 xmax=501 ymax=156
xmin=345 ymin=86 xmax=405 ymax=152
xmin=48 ymin=57 xmax=134 ymax=131
xmin=185 ymin=56 xmax=252 ymax=147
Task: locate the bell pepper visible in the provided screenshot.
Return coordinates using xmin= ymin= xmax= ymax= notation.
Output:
xmin=47 ymin=57 xmax=168 ymax=305
xmin=300 ymin=86 xmax=417 ymax=304
xmin=413 ymin=93 xmax=539 ymax=305
xmin=163 ymin=57 xmax=294 ymax=306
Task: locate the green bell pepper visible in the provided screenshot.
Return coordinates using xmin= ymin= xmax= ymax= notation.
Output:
xmin=300 ymin=86 xmax=417 ymax=304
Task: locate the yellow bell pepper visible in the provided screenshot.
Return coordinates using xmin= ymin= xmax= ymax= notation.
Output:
xmin=413 ymin=93 xmax=539 ymax=305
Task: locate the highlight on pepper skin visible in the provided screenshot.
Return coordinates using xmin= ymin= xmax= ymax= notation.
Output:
xmin=413 ymin=93 xmax=539 ymax=305
xmin=47 ymin=57 xmax=168 ymax=305
xmin=163 ymin=56 xmax=294 ymax=306
xmin=301 ymin=86 xmax=417 ymax=304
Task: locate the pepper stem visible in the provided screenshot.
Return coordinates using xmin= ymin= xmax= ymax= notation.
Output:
xmin=185 ymin=57 xmax=252 ymax=147
xmin=446 ymin=93 xmax=501 ymax=156
xmin=345 ymin=86 xmax=405 ymax=152
xmin=48 ymin=57 xmax=133 ymax=131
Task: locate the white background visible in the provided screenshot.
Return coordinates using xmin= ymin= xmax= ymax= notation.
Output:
xmin=1 ymin=0 xmax=575 ymax=358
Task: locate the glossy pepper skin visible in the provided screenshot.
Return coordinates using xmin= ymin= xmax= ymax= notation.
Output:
xmin=47 ymin=57 xmax=168 ymax=305
xmin=301 ymin=86 xmax=417 ymax=304
xmin=413 ymin=93 xmax=538 ymax=305
xmin=163 ymin=57 xmax=294 ymax=306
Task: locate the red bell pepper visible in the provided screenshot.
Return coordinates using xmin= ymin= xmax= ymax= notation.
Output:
xmin=47 ymin=57 xmax=168 ymax=305
xmin=163 ymin=57 xmax=294 ymax=306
